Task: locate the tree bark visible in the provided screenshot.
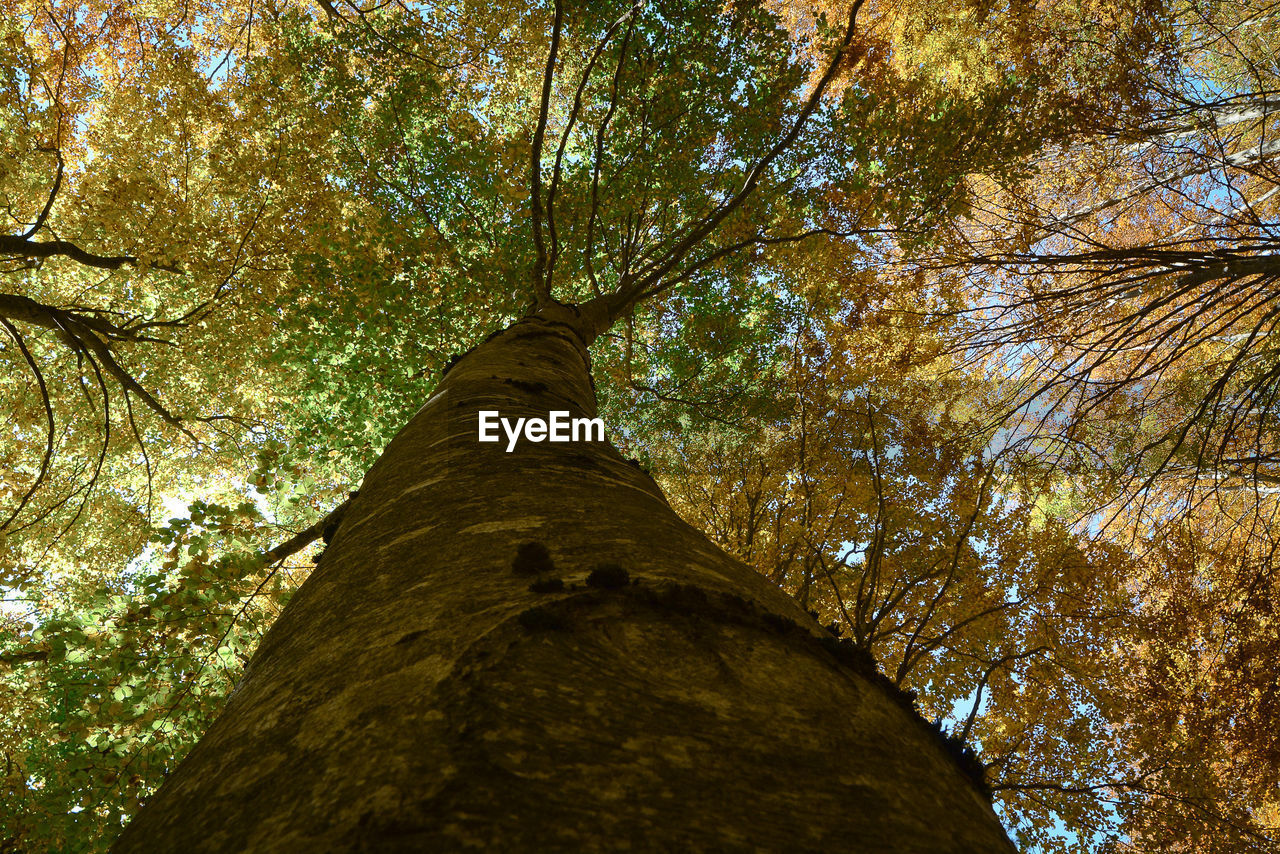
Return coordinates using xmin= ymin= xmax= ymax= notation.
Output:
xmin=114 ymin=312 xmax=1016 ymax=852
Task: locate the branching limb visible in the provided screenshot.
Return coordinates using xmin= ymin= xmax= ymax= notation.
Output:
xmin=545 ymin=1 xmax=647 ymax=300
xmin=0 ymin=293 xmax=186 ymax=429
xmin=529 ymin=0 xmax=564 ymax=308
xmin=608 ymin=0 xmax=868 ymax=317
xmin=0 ymin=234 xmax=137 ymax=271
xmin=585 ymin=10 xmax=638 ymax=297
xmin=258 ymin=493 xmax=356 ymax=568
xmin=957 ymin=646 xmax=1053 ymax=744
xmin=21 ymin=146 xmax=65 ymax=240
xmin=0 ymin=318 xmax=54 ymax=532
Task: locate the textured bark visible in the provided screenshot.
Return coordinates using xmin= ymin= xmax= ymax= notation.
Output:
xmin=114 ymin=312 xmax=1016 ymax=852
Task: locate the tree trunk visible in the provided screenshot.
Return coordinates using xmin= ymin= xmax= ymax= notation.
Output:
xmin=114 ymin=312 xmax=1015 ymax=852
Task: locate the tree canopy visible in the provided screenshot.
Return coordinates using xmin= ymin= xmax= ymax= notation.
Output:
xmin=1 ymin=0 xmax=1277 ymax=850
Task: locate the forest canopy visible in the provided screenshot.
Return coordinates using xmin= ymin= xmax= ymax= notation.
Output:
xmin=1 ymin=0 xmax=1278 ymax=850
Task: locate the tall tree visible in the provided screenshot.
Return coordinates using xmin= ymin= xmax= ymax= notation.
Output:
xmin=947 ymin=0 xmax=1280 ymax=511
xmin=114 ymin=304 xmax=1017 ymax=850
xmin=103 ymin=0 xmax=1037 ymax=847
xmin=916 ymin=0 xmax=1280 ymax=846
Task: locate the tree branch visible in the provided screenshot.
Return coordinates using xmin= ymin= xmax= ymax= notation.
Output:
xmin=0 ymin=293 xmax=185 ymax=428
xmin=609 ymin=0 xmax=868 ymax=317
xmin=0 ymin=233 xmax=136 ymax=270
xmin=529 ymin=0 xmax=564 ymax=308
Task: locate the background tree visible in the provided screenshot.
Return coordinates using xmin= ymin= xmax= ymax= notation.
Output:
xmin=903 ymin=0 xmax=1280 ymax=848
xmin=946 ymin=0 xmax=1280 ymax=504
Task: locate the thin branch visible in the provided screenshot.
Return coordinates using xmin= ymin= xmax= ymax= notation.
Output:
xmin=0 ymin=318 xmax=54 ymax=532
xmin=529 ymin=0 xmax=564 ymax=307
xmin=609 ymin=0 xmax=868 ymax=318
xmin=21 ymin=147 xmax=65 ymax=239
xmin=546 ymin=1 xmax=646 ymax=298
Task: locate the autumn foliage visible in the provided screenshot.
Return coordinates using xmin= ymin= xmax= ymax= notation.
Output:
xmin=1 ymin=0 xmax=1278 ymax=850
